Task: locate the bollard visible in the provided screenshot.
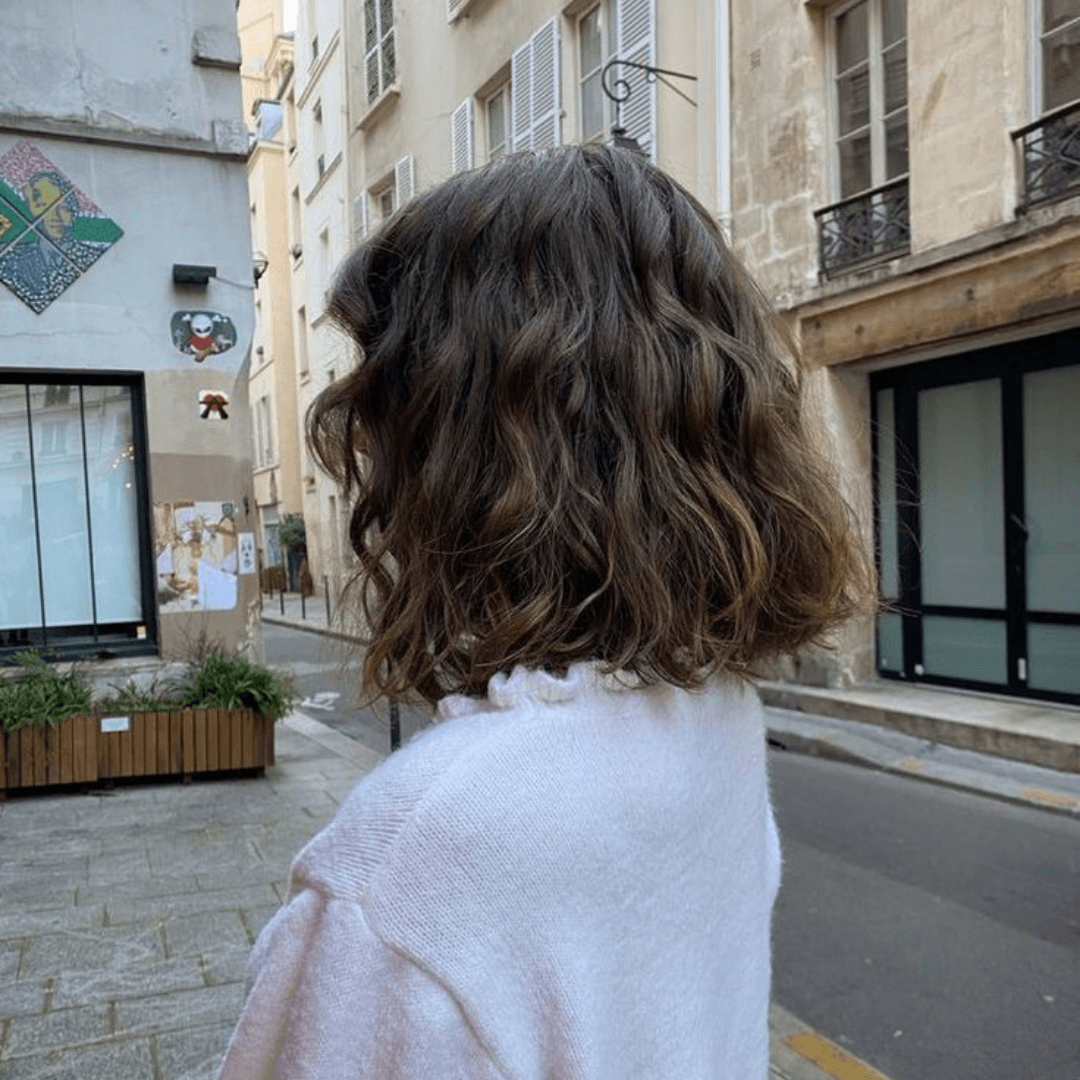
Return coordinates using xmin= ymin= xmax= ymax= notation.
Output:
xmin=324 ymin=576 xmax=331 ymax=624
xmin=279 ymin=583 xmax=285 ymax=615
xmin=301 ymin=590 xmax=306 ymax=619
xmin=390 ymin=702 xmax=401 ymax=751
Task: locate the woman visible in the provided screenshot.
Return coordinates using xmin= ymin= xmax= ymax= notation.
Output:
xmin=218 ymin=145 xmax=867 ymax=1079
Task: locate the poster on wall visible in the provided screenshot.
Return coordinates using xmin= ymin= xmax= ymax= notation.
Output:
xmin=154 ymin=501 xmax=239 ymax=612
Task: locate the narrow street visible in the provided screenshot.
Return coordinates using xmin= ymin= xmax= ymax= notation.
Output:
xmin=267 ymin=622 xmax=1080 ymax=1080
xmin=263 ymin=621 xmax=434 ymax=754
xmin=769 ymin=750 xmax=1080 ymax=1080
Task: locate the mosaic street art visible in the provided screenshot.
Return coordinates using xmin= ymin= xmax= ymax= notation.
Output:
xmin=171 ymin=311 xmax=238 ymax=361
xmin=0 ymin=140 xmax=123 ymax=313
xmin=154 ymin=501 xmax=239 ymax=612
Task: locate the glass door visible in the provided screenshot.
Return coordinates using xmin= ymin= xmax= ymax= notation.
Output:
xmin=872 ymin=329 xmax=1080 ymax=704
xmin=1023 ymin=363 xmax=1080 ymax=694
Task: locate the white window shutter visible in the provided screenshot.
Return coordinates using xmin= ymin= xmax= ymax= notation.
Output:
xmin=615 ymin=0 xmax=656 ymax=160
xmin=450 ymin=98 xmax=474 ymax=174
xmin=510 ymin=18 xmax=561 ymax=152
xmin=511 ymin=38 xmax=532 ymax=152
xmin=530 ymin=18 xmax=561 ymax=150
xmin=395 ymin=154 xmax=415 ymax=205
xmin=353 ymin=193 xmax=367 ymax=241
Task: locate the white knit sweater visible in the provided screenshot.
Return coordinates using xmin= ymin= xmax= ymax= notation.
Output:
xmin=218 ymin=663 xmax=781 ymax=1079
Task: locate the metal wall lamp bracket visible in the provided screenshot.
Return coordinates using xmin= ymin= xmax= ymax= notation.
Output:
xmin=601 ymin=59 xmax=698 ymax=151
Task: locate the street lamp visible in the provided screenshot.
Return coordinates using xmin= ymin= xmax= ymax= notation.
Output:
xmin=600 ymin=58 xmax=698 ymax=155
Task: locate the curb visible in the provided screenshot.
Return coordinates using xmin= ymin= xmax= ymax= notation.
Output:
xmin=765 ymin=707 xmax=1080 ymax=819
xmin=262 ymin=613 xmax=364 ymax=646
xmin=757 ymin=682 xmax=1080 ymax=775
xmin=769 ymin=1003 xmax=895 ymax=1080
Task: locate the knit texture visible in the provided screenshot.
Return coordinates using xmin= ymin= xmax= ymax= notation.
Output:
xmin=218 ymin=663 xmax=782 ymax=1079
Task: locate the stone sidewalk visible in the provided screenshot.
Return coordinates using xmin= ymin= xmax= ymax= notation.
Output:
xmin=0 ymin=711 xmax=880 ymax=1080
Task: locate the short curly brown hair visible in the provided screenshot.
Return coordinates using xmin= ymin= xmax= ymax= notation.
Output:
xmin=309 ymin=145 xmax=869 ymax=705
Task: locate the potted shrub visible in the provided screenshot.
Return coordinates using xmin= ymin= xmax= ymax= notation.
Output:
xmin=0 ymin=651 xmax=295 ymax=796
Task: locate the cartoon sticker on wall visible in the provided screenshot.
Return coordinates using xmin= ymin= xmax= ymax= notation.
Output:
xmin=172 ymin=311 xmax=237 ymax=361
xmin=238 ymin=533 xmax=257 ymax=576
xmin=199 ymin=389 xmax=229 ymax=420
xmin=154 ymin=501 xmax=239 ymax=612
xmin=0 ymin=140 xmax=124 ymax=313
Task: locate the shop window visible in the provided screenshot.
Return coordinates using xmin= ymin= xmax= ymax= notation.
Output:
xmin=0 ymin=376 xmax=155 ymax=658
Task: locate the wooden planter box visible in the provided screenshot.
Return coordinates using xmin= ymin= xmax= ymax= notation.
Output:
xmin=0 ymin=708 xmax=275 ymax=796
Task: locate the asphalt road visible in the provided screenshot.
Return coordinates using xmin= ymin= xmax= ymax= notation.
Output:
xmin=265 ymin=622 xmax=1080 ymax=1080
xmin=769 ymin=749 xmax=1080 ymax=1080
xmin=263 ymin=622 xmax=434 ymax=753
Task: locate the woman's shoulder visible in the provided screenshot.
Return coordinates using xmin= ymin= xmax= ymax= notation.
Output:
xmin=289 ymin=666 xmax=766 ymax=906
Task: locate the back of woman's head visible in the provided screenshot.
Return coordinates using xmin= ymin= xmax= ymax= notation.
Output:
xmin=310 ymin=144 xmax=868 ymax=704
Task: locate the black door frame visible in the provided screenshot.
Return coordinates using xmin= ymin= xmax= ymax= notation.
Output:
xmin=871 ymin=326 xmax=1080 ymax=705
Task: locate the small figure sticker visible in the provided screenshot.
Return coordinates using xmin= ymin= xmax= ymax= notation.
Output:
xmin=198 ymin=389 xmax=229 ymax=419
xmin=172 ymin=311 xmax=237 ymax=361
xmin=238 ymin=532 xmax=256 ymax=576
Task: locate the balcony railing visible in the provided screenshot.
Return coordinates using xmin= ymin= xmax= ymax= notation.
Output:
xmin=1013 ymin=99 xmax=1080 ymax=210
xmin=815 ymin=178 xmax=910 ymax=278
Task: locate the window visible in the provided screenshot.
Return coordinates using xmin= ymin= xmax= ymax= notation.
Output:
xmin=0 ymin=376 xmax=154 ymax=657
xmin=313 ymin=100 xmax=326 ymax=181
xmin=319 ymin=228 xmax=331 ymax=310
xmin=364 ymin=0 xmax=396 ymax=104
xmin=1041 ymin=0 xmax=1080 ymax=112
xmin=1016 ymin=1 xmax=1080 ymax=207
xmin=833 ymin=0 xmax=907 ymax=199
xmin=297 ymin=306 xmax=309 ymax=376
xmin=485 ymin=83 xmax=510 ymax=161
xmin=290 ymin=187 xmax=302 ymax=258
xmin=377 ymin=185 xmax=395 ymax=221
xmin=816 ymin=0 xmax=909 ymax=275
xmin=578 ymin=5 xmax=609 ymax=142
xmin=257 ymin=395 xmax=275 ymax=467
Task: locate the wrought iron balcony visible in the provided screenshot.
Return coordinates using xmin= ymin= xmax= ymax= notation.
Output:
xmin=1013 ymin=100 xmax=1080 ymax=210
xmin=815 ymin=178 xmax=910 ymax=278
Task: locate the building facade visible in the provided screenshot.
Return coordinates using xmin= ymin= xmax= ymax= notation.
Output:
xmin=731 ymin=0 xmax=1080 ymax=704
xmin=286 ymin=0 xmax=354 ymax=598
xmin=0 ymin=0 xmax=259 ymax=666
xmin=281 ymin=0 xmax=729 ymax=608
xmin=259 ymin=0 xmax=1079 ymax=708
xmin=239 ymin=1 xmax=304 ymax=586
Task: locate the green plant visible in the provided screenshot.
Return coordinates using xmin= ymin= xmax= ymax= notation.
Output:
xmin=95 ymin=678 xmax=177 ymax=714
xmin=176 ymin=652 xmax=297 ymax=720
xmin=280 ymin=513 xmax=306 ymax=554
xmin=0 ymin=652 xmax=92 ymax=733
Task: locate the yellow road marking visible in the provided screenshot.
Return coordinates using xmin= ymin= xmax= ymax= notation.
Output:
xmin=1021 ymin=787 xmax=1079 ymax=810
xmin=782 ymin=1032 xmax=893 ymax=1080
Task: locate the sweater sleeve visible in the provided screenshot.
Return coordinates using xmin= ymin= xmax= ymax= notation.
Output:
xmin=217 ymin=887 xmax=507 ymax=1080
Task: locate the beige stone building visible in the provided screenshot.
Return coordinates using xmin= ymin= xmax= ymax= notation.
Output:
xmin=731 ymin=0 xmax=1080 ymax=705
xmin=298 ymin=0 xmax=730 ymax=611
xmin=239 ymin=2 xmax=304 ymax=585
